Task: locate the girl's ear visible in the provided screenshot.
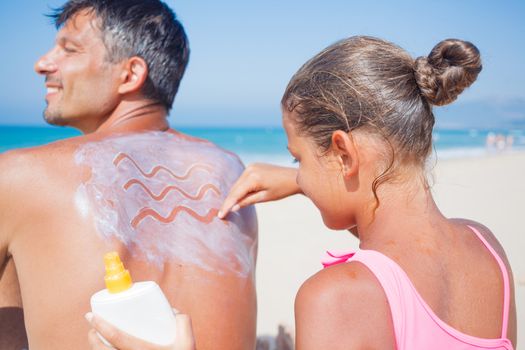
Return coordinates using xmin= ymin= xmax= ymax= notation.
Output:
xmin=331 ymin=130 xmax=359 ymax=179
xmin=118 ymin=56 xmax=149 ymax=95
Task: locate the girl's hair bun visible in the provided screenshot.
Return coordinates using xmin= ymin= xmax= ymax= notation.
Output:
xmin=414 ymin=39 xmax=482 ymax=106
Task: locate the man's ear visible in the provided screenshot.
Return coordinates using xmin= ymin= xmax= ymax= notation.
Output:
xmin=118 ymin=56 xmax=148 ymax=94
xmin=331 ymin=130 xmax=359 ymax=179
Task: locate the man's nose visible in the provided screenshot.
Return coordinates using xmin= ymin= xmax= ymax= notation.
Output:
xmin=34 ymin=50 xmax=58 ymax=75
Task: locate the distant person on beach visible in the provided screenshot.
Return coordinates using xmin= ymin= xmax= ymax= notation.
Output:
xmin=487 ymin=132 xmax=514 ymax=152
xmin=0 ymin=0 xmax=257 ymax=349
xmin=486 ymin=132 xmax=497 ymax=149
xmin=496 ymin=133 xmax=507 ymax=151
xmin=217 ymin=37 xmax=515 ymax=349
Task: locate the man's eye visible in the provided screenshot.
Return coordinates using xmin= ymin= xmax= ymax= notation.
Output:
xmin=63 ymin=46 xmax=76 ymax=53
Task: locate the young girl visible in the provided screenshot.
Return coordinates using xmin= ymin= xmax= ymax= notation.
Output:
xmin=88 ymin=36 xmax=517 ymax=349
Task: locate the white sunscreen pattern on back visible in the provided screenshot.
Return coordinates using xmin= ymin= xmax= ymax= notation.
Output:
xmin=74 ymin=132 xmax=256 ymax=277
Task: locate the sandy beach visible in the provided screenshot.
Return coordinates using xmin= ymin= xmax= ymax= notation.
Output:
xmin=254 ymin=151 xmax=525 ymax=345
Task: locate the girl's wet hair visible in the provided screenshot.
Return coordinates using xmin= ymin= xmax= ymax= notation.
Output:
xmin=282 ymin=36 xmax=481 ymax=204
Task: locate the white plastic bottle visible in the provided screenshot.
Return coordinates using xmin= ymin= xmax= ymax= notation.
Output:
xmin=90 ymin=252 xmax=177 ymax=346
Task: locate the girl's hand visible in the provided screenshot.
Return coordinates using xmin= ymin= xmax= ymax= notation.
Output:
xmin=85 ymin=312 xmax=195 ymax=350
xmin=218 ymin=163 xmax=301 ymax=219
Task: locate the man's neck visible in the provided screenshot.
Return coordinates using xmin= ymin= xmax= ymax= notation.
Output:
xmin=82 ymin=100 xmax=170 ymax=135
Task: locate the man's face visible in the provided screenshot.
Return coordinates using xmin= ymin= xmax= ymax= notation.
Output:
xmin=35 ymin=11 xmax=122 ymax=132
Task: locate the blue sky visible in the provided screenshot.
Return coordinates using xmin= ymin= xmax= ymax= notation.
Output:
xmin=0 ymin=0 xmax=524 ymax=127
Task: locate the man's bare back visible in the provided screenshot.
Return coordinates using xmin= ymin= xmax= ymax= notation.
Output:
xmin=0 ymin=1 xmax=260 ymax=347
xmin=0 ymin=129 xmax=257 ymax=349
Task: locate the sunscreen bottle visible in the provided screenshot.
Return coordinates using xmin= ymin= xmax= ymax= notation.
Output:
xmin=90 ymin=252 xmax=177 ymax=346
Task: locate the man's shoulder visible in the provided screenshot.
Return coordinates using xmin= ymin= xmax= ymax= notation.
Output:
xmin=0 ymin=135 xmax=88 ymax=188
xmin=1 ymin=136 xmax=79 ymax=161
xmin=168 ymin=129 xmax=244 ymax=166
xmin=0 ymin=140 xmax=83 ymax=239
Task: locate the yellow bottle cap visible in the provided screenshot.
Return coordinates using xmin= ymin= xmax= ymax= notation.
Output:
xmin=103 ymin=252 xmax=133 ymax=294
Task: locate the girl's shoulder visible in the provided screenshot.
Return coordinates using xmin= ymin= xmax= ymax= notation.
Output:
xmin=450 ymin=218 xmax=511 ymax=269
xmin=297 ymin=260 xmax=384 ymax=300
xmin=294 ymin=262 xmax=395 ymax=349
xmin=447 ymin=218 xmax=516 ymax=346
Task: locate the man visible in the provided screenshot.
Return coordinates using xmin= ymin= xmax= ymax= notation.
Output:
xmin=0 ymin=1 xmax=257 ymax=349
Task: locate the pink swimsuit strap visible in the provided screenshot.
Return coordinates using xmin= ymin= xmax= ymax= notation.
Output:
xmin=321 ymin=225 xmax=513 ymax=349
xmin=466 ymin=225 xmax=511 ymax=338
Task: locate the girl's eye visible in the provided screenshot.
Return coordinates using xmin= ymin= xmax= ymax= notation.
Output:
xmin=292 ymin=158 xmax=299 ymax=164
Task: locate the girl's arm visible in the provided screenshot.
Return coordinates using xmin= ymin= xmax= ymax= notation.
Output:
xmin=219 ymin=163 xmax=301 ymax=219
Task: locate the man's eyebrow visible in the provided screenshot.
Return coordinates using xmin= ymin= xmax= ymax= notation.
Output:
xmin=57 ymin=35 xmax=83 ymax=47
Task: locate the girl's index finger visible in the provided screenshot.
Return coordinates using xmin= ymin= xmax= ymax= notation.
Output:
xmin=218 ymin=184 xmax=248 ymax=219
xmin=218 ymin=172 xmax=257 ymax=219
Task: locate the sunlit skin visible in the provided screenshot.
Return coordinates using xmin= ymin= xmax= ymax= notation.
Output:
xmin=34 ymin=10 xmax=168 ymax=134
xmin=283 ymin=111 xmax=516 ymax=348
xmin=0 ymin=10 xmax=257 ymax=350
xmin=36 ymin=12 xmax=120 ymax=130
xmin=219 ymin=110 xmax=517 ymax=349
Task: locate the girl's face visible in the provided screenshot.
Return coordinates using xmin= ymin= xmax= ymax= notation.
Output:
xmin=283 ymin=112 xmax=358 ymax=230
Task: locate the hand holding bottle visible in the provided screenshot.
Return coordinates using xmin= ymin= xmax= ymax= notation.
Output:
xmin=218 ymin=163 xmax=301 ymax=219
xmin=86 ymin=311 xmax=195 ymax=350
xmin=88 ymin=252 xmax=189 ymax=348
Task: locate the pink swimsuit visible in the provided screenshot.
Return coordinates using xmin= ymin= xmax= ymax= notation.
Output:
xmin=322 ymin=226 xmax=514 ymax=349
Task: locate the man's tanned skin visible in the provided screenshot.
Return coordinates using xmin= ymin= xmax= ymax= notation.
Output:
xmin=0 ymin=2 xmax=257 ymax=349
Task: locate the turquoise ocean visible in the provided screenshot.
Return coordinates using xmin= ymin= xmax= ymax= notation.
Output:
xmin=1 ymin=125 xmax=524 ymax=166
